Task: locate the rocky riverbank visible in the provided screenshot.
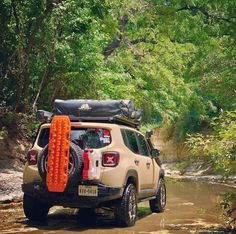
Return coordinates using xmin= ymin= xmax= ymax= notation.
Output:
xmin=162 ymin=162 xmax=236 ymax=188
xmin=0 ymin=168 xmax=24 ymax=203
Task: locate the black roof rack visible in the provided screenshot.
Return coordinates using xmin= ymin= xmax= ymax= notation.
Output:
xmin=69 ymin=116 xmax=139 ymax=128
xmin=36 ymin=111 xmax=139 ymax=129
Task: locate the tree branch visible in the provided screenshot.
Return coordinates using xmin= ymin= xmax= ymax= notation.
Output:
xmin=11 ymin=0 xmax=21 ymax=35
xmin=27 ymin=2 xmax=53 ymax=53
xmin=129 ymin=37 xmax=158 ymax=45
xmin=27 ymin=0 xmax=62 ymax=53
xmin=103 ymin=15 xmax=128 ymax=58
xmin=177 ymin=5 xmax=235 ymax=23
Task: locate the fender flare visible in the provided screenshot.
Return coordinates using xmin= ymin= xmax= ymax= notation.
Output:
xmin=159 ymin=168 xmax=165 ymax=179
xmin=155 ymin=169 xmax=165 ymax=193
xmin=124 ymin=170 xmax=139 ymax=191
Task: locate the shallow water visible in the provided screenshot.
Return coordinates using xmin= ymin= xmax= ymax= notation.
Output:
xmin=0 ymin=179 xmax=235 ymax=233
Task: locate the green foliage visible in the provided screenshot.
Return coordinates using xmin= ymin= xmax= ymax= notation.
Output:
xmin=0 ymin=0 xmax=235 ymax=173
xmin=221 ymin=192 xmax=236 ymax=229
xmin=186 ymin=110 xmax=236 ymax=176
xmin=22 ymin=120 xmax=39 ymax=139
xmin=139 ymin=124 xmax=160 ymax=136
xmin=0 ymin=112 xmax=18 ymax=127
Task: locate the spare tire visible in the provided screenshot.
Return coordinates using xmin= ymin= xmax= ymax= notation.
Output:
xmin=38 ymin=142 xmax=84 ymax=185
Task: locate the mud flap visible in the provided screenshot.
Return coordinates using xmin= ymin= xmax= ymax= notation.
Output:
xmin=46 ymin=116 xmax=71 ymax=192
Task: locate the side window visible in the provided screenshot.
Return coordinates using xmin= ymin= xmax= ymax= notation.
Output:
xmin=38 ymin=128 xmax=50 ymax=148
xmin=137 ymin=133 xmax=150 ymax=156
xmin=121 ymin=129 xmax=139 ymax=154
xmin=121 ymin=129 xmax=129 ymax=147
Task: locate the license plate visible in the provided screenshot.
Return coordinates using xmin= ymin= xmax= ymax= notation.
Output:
xmin=78 ymin=185 xmax=98 ymax=197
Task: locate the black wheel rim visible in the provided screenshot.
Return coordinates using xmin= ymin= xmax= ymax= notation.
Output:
xmin=128 ymin=190 xmax=137 ymax=221
xmin=44 ymin=154 xmax=75 ymax=174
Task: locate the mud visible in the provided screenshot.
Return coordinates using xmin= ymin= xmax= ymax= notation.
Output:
xmin=0 ymin=180 xmax=235 ymax=234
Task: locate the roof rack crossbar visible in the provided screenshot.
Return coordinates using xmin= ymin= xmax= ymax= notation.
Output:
xmin=69 ymin=116 xmax=139 ymax=128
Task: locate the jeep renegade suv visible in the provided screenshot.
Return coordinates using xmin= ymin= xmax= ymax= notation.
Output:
xmin=22 ymin=100 xmax=166 ymax=227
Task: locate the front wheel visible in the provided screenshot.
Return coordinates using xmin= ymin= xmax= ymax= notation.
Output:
xmin=23 ymin=194 xmax=50 ymax=221
xmin=149 ymin=178 xmax=166 ymax=213
xmin=114 ymin=183 xmax=137 ymax=227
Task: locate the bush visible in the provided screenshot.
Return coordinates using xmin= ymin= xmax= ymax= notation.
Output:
xmin=186 ymin=110 xmax=236 ymax=176
xmin=220 ymin=192 xmax=236 ymax=230
xmin=0 ymin=111 xmax=18 ymax=128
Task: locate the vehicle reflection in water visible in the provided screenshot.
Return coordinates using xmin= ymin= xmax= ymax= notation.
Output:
xmin=0 ymin=179 xmax=235 ymax=233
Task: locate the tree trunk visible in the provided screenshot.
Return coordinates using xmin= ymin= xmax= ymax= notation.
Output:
xmin=32 ymin=67 xmax=48 ymax=112
xmin=32 ymin=28 xmax=57 ymax=111
xmin=16 ymin=48 xmax=29 ymax=112
xmin=13 ymin=0 xmax=59 ymax=112
xmin=103 ymin=15 xmax=128 ymax=58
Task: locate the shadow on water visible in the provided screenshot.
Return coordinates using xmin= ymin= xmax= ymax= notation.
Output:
xmin=17 ymin=206 xmax=152 ymax=233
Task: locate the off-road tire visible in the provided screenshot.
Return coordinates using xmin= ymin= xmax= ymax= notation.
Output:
xmin=114 ymin=183 xmax=137 ymax=227
xmin=149 ymin=178 xmax=166 ymax=212
xmin=38 ymin=142 xmax=83 ymax=185
xmin=23 ymin=194 xmax=50 ymax=221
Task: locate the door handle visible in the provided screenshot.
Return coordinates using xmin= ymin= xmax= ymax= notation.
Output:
xmin=146 ymin=162 xmax=151 ymax=166
xmin=134 ymin=159 xmax=139 ymax=165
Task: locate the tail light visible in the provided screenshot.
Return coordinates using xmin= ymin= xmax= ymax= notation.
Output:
xmin=102 ymin=152 xmax=119 ymax=167
xmin=27 ymin=150 xmax=38 ymax=165
xmin=82 ymin=150 xmax=90 ymax=180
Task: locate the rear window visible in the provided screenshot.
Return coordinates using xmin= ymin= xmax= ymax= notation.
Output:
xmin=38 ymin=127 xmax=111 ymax=149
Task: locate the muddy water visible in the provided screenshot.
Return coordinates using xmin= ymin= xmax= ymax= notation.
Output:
xmin=0 ymin=180 xmax=235 ymax=234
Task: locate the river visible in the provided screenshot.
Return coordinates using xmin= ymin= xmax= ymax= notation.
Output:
xmin=0 ymin=179 xmax=235 ymax=233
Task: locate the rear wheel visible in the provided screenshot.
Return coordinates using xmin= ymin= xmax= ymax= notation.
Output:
xmin=114 ymin=183 xmax=137 ymax=227
xmin=23 ymin=194 xmax=50 ymax=221
xmin=149 ymin=178 xmax=166 ymax=213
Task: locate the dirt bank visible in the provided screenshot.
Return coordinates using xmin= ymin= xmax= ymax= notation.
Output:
xmin=0 ymin=133 xmax=29 ymax=203
xmin=0 ymin=109 xmax=31 ymax=203
xmin=163 ymin=162 xmax=236 ymax=188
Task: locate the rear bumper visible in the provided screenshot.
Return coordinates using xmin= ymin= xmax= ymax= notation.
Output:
xmin=22 ymin=181 xmax=124 ymax=208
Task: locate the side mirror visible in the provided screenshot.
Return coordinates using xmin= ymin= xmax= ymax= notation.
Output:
xmin=146 ymin=130 xmax=153 ymax=139
xmin=151 ymin=148 xmax=160 ymax=158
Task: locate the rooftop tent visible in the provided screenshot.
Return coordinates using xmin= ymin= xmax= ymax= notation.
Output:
xmin=52 ymin=99 xmax=141 ymax=127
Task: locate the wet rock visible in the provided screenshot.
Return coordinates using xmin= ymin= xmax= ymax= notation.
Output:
xmin=0 ymin=169 xmax=23 ymax=203
xmin=0 ymin=194 xmax=14 ymax=204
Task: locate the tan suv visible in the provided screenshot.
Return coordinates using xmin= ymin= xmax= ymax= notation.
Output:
xmin=22 ymin=100 xmax=166 ymax=227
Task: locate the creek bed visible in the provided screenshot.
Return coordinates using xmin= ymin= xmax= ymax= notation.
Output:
xmin=0 ymin=179 xmax=235 ymax=233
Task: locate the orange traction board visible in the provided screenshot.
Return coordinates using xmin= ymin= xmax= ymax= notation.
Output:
xmin=46 ymin=115 xmax=71 ymax=192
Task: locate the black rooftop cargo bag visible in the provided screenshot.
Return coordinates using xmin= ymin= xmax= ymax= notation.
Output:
xmin=52 ymin=99 xmax=141 ymax=123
